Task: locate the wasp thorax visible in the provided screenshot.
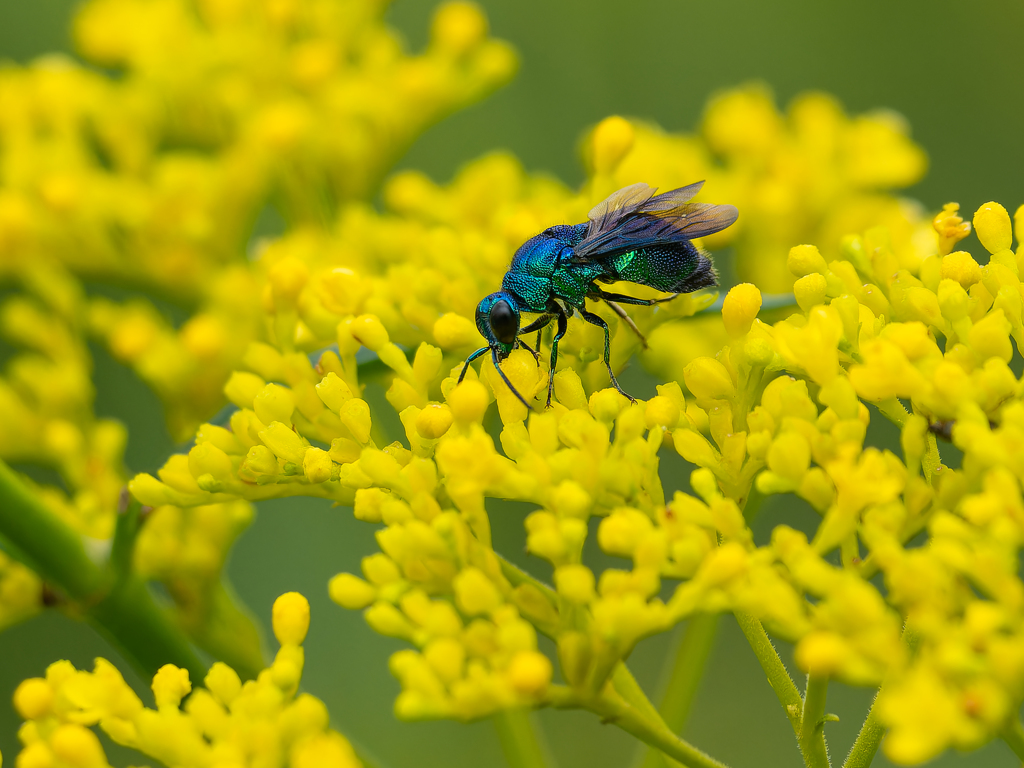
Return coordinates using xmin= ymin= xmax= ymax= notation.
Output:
xmin=488 ymin=299 xmax=518 ymax=345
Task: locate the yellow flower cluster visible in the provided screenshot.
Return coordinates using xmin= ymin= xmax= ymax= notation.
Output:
xmin=0 ymin=0 xmax=513 ymax=641
xmin=126 ymin=196 xmax=1024 ymax=765
xmin=0 ymin=0 xmax=516 ymax=438
xmin=11 ymin=592 xmax=361 ymax=768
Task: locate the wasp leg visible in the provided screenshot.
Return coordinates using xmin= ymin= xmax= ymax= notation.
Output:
xmin=588 ymin=287 xmax=679 ymax=306
xmin=517 ymin=337 xmax=541 ymax=365
xmin=546 ymin=311 xmax=569 ymax=407
xmin=603 ymin=299 xmax=648 ymax=349
xmin=579 ymin=308 xmax=636 ymax=403
xmin=518 ymin=314 xmax=555 ymax=368
xmin=491 ymin=347 xmax=532 ymax=411
xmin=458 ymin=346 xmax=490 ymax=384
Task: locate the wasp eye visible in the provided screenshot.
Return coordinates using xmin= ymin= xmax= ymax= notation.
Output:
xmin=488 ymin=300 xmax=518 ymax=345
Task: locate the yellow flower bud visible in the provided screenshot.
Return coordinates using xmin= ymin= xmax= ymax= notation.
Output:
xmin=788 ymin=244 xmax=828 ymax=277
xmin=415 ymin=404 xmax=454 ymax=439
xmin=50 ymin=724 xmax=107 ymax=768
xmin=507 ymin=651 xmax=552 ymax=696
xmin=241 ymin=444 xmax=279 ymax=482
xmin=448 ymin=379 xmax=489 ymax=423
xmin=353 ymin=488 xmax=387 ymax=523
xmin=936 ymin=278 xmax=970 ymax=322
xmin=431 ymin=1 xmax=487 ymax=55
xmin=549 ymin=480 xmax=592 ymax=518
xmin=268 ymin=256 xmax=309 ymax=304
xmin=273 ymin=592 xmax=310 ymax=645
xmin=933 ymin=202 xmax=972 ymax=255
xmin=363 ymin=553 xmax=402 ymax=585
xmin=253 ymin=383 xmax=295 ymax=426
xmin=13 ymin=678 xmax=52 ymax=719
xmin=188 ymin=442 xmax=234 ymax=484
xmin=794 ymin=273 xmax=828 ymax=311
xmin=259 ymin=422 xmax=308 ymax=464
xmin=555 ymin=564 xmax=595 ymax=603
xmin=329 ymin=573 xmax=377 ymax=610
xmin=591 ymin=116 xmax=635 ymax=174
xmin=683 ymin=357 xmax=736 ymax=400
xmin=722 ymin=283 xmax=762 ymax=337
xmin=349 ymin=314 xmax=390 ymax=351
xmin=424 ymin=637 xmax=465 ymax=685
xmin=315 ymin=372 xmax=353 ymax=413
xmin=589 ymin=388 xmax=626 ymax=423
xmin=973 ymin=201 xmax=1012 ymax=254
xmin=553 ymin=368 xmax=588 ymax=410
xmin=204 ymin=662 xmax=241 ymax=706
xmin=329 ymin=437 xmax=361 ymax=465
xmin=770 ymin=434 xmax=811 ymax=481
xmin=365 ymin=602 xmax=414 ymax=639
xmin=303 ymin=447 xmax=334 ymax=484
xmin=794 ymin=631 xmax=847 ymax=676
xmin=968 ymin=308 xmax=1012 ymax=363
xmin=339 ymin=398 xmax=372 ymax=444
xmin=152 ymin=664 xmax=191 ymax=708
xmin=433 ymin=312 xmax=480 ymax=350
xmin=940 ymin=251 xmax=982 ymax=288
xmin=224 ymin=371 xmax=266 ymax=409
xmin=690 ymin=468 xmax=720 ymax=503
xmin=644 ymin=395 xmax=680 ymax=430
xmin=453 ymin=567 xmax=502 ymax=615
xmin=128 ymin=473 xmax=177 ymax=506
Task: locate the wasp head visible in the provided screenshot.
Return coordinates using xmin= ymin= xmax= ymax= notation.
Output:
xmin=475 ymin=291 xmax=520 ymax=358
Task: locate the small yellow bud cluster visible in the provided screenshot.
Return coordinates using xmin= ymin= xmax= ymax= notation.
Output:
xmin=329 ymin=499 xmax=552 ymax=720
xmin=12 ymin=593 xmax=362 ymax=768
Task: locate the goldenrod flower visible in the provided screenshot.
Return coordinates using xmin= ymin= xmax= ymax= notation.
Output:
xmin=11 ymin=593 xmax=362 ymax=768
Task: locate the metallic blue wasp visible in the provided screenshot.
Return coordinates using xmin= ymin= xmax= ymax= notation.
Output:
xmin=459 ymin=181 xmax=738 ymax=408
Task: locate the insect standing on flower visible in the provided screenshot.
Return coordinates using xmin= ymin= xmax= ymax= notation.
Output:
xmin=459 ymin=181 xmax=739 ymax=408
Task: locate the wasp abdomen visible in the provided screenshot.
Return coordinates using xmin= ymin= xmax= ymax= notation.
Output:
xmin=608 ymin=242 xmax=717 ymax=294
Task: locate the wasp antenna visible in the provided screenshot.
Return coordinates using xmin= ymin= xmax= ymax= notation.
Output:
xmin=458 ymin=347 xmax=489 ymax=384
xmin=491 ymin=347 xmax=533 ymax=412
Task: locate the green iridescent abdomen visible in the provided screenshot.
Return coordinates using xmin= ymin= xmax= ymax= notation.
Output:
xmin=601 ymin=241 xmax=715 ymax=295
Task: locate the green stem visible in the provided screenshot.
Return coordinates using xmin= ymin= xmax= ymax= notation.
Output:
xmin=842 ymin=695 xmax=884 ymax=768
xmin=1001 ymin=718 xmax=1024 ymax=762
xmin=799 ymin=674 xmax=831 ymax=768
xmin=0 ymin=460 xmax=206 ymax=682
xmin=637 ymin=615 xmax=720 ymax=768
xmin=579 ymin=685 xmax=731 ymax=768
xmin=494 ymin=708 xmax=552 ymax=768
xmin=733 ymin=611 xmax=802 ymax=734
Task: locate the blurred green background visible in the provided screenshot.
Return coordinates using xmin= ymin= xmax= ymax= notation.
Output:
xmin=1 ymin=1 xmax=1023 ymax=766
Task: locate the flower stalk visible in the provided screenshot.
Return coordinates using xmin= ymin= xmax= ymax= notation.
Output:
xmin=0 ymin=459 xmax=206 ymax=682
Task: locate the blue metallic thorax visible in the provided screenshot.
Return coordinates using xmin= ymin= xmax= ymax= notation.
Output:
xmin=501 ymin=223 xmax=594 ymax=311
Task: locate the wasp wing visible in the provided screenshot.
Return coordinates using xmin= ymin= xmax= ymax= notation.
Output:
xmin=576 ymin=182 xmax=738 ymax=261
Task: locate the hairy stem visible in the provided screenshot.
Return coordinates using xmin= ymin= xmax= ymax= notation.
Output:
xmin=0 ymin=459 xmax=206 ymax=682
xmin=842 ymin=694 xmax=884 ymax=768
xmin=494 ymin=708 xmax=553 ymax=768
xmin=734 ymin=611 xmax=803 ymax=734
xmin=636 ymin=615 xmax=720 ymax=768
xmin=799 ymin=674 xmax=831 ymax=768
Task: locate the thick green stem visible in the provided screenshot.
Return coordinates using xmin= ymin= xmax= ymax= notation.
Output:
xmin=799 ymin=674 xmax=831 ymax=768
xmin=1001 ymin=718 xmax=1024 ymax=762
xmin=494 ymin=708 xmax=552 ymax=768
xmin=734 ymin=611 xmax=802 ymax=733
xmin=842 ymin=695 xmax=884 ymax=768
xmin=0 ymin=460 xmax=206 ymax=682
xmin=637 ymin=615 xmax=720 ymax=768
